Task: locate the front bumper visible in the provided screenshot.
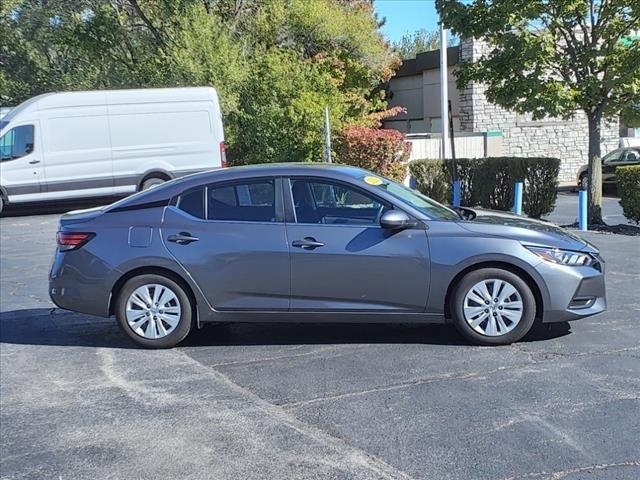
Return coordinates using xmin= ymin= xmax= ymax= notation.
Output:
xmin=536 ymin=259 xmax=606 ymax=323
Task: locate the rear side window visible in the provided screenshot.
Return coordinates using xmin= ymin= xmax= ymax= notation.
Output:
xmin=0 ymin=125 xmax=34 ymax=161
xmin=208 ymin=180 xmax=275 ymax=222
xmin=177 ymin=188 xmax=205 ymax=219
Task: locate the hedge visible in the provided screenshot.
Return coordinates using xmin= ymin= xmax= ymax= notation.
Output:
xmin=409 ymin=157 xmax=560 ymax=218
xmin=616 ymin=165 xmax=640 ymax=224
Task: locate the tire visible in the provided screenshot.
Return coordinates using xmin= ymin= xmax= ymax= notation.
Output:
xmin=579 ymin=173 xmax=588 ymax=191
xmin=141 ymin=176 xmax=166 ymax=191
xmin=115 ymin=274 xmax=193 ymax=348
xmin=0 ymin=195 xmax=4 ymax=215
xmin=450 ymin=268 xmax=536 ymax=346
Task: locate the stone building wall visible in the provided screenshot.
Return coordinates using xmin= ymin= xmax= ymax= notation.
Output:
xmin=458 ymin=39 xmax=620 ymax=183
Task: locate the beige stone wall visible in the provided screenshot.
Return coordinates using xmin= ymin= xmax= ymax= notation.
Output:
xmin=459 ymin=39 xmax=620 ymax=183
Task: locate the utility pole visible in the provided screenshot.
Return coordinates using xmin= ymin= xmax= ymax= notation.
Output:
xmin=323 ymin=106 xmax=332 ymax=163
xmin=439 ymin=21 xmax=451 ymax=160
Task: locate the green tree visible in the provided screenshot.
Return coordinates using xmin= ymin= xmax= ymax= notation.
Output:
xmin=393 ymin=29 xmax=440 ymax=59
xmin=1 ymin=0 xmax=398 ymax=165
xmin=437 ymin=0 xmax=640 ymax=224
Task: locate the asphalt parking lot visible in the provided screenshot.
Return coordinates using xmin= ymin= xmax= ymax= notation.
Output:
xmin=1 ymin=209 xmax=639 ymax=480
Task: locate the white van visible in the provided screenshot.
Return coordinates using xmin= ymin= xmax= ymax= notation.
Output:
xmin=0 ymin=87 xmax=225 ymax=213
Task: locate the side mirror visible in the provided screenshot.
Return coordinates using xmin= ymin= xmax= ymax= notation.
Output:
xmin=379 ymin=210 xmax=416 ymax=230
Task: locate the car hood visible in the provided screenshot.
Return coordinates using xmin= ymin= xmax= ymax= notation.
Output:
xmin=457 ymin=209 xmax=597 ymax=252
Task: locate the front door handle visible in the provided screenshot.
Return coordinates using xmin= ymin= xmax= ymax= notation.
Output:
xmin=29 ymin=160 xmax=40 ymax=165
xmin=167 ymin=232 xmax=199 ymax=245
xmin=292 ymin=237 xmax=325 ymax=250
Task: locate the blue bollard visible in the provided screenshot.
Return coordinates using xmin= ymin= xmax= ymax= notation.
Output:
xmin=513 ymin=182 xmax=523 ymax=215
xmin=579 ymin=190 xmax=588 ymax=231
xmin=452 ymin=180 xmax=461 ymax=207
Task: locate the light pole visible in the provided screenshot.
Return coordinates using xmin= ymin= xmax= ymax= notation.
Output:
xmin=439 ymin=21 xmax=451 ymax=160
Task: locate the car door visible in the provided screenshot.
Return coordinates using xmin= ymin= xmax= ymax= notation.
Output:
xmin=601 ymin=149 xmax=623 ymax=183
xmin=162 ymin=177 xmax=290 ymax=311
xmin=0 ymin=122 xmax=43 ymax=202
xmin=284 ymin=177 xmax=430 ymax=312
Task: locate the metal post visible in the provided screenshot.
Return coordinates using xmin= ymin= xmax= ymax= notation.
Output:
xmin=439 ymin=22 xmax=450 ymax=160
xmin=513 ymin=182 xmax=523 ymax=215
xmin=579 ymin=190 xmax=588 ymax=231
xmin=452 ymin=180 xmax=461 ymax=207
xmin=323 ymin=106 xmax=332 ymax=163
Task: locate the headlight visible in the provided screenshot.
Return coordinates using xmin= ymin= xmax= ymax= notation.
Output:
xmin=525 ymin=246 xmax=595 ymax=266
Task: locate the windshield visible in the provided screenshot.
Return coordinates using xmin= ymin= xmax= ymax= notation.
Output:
xmin=364 ymin=175 xmax=460 ymax=220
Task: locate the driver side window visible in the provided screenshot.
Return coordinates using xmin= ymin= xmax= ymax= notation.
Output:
xmin=0 ymin=125 xmax=34 ymax=162
xmin=291 ymin=179 xmax=388 ymax=225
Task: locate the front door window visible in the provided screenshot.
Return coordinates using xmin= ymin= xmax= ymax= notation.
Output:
xmin=0 ymin=125 xmax=34 ymax=162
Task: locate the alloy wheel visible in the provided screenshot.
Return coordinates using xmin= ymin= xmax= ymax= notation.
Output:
xmin=125 ymin=284 xmax=182 ymax=339
xmin=462 ymin=279 xmax=524 ymax=337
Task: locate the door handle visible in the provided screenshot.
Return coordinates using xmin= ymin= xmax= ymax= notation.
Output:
xmin=167 ymin=232 xmax=199 ymax=245
xmin=292 ymin=237 xmax=325 ymax=250
xmin=29 ymin=160 xmax=40 ymax=165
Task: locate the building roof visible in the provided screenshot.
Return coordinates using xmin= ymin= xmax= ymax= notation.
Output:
xmin=395 ymin=46 xmax=461 ymax=78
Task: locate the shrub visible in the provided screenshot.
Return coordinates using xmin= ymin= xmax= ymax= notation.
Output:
xmin=408 ymin=157 xmax=560 ymax=218
xmin=616 ymin=165 xmax=640 ymax=224
xmin=408 ymin=159 xmax=448 ymax=204
xmin=335 ymin=126 xmax=412 ymax=182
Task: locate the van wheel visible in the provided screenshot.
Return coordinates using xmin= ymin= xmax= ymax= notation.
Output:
xmin=115 ymin=274 xmax=193 ymax=348
xmin=141 ymin=176 xmax=166 ymax=191
xmin=450 ymin=268 xmax=536 ymax=346
xmin=0 ymin=195 xmax=4 ymax=215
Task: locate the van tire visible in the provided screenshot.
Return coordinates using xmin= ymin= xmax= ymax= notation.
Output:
xmin=141 ymin=176 xmax=167 ymax=191
xmin=0 ymin=195 xmax=4 ymax=215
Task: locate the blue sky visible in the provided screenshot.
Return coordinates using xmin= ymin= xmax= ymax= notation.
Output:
xmin=374 ymin=0 xmax=440 ymax=43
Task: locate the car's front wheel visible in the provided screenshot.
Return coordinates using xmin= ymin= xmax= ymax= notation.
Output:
xmin=115 ymin=274 xmax=193 ymax=348
xmin=451 ymin=268 xmax=536 ymax=346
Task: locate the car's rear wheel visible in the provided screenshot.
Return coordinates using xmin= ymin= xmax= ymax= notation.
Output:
xmin=115 ymin=274 xmax=193 ymax=348
xmin=451 ymin=268 xmax=536 ymax=346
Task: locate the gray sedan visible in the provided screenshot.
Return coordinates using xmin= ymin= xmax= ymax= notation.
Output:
xmin=49 ymin=164 xmax=606 ymax=347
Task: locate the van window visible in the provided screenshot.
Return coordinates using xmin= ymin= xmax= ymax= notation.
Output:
xmin=0 ymin=125 xmax=34 ymax=161
xmin=207 ymin=180 xmax=276 ymax=222
xmin=48 ymin=116 xmax=110 ymax=152
xmin=177 ymin=188 xmax=205 ymax=219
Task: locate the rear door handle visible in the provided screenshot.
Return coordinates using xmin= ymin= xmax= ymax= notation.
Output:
xmin=29 ymin=160 xmax=40 ymax=165
xmin=167 ymin=232 xmax=199 ymax=245
xmin=292 ymin=237 xmax=325 ymax=250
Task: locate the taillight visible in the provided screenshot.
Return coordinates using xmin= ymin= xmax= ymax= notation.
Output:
xmin=220 ymin=141 xmax=227 ymax=168
xmin=56 ymin=232 xmax=95 ymax=251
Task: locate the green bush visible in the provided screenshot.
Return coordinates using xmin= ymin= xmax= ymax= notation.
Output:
xmin=616 ymin=165 xmax=640 ymax=224
xmin=408 ymin=157 xmax=560 ymax=218
xmin=408 ymin=159 xmax=448 ymax=204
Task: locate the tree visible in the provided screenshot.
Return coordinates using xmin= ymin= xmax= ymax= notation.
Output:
xmin=0 ymin=0 xmax=399 ymax=164
xmin=437 ymin=0 xmax=640 ymax=224
xmin=393 ymin=29 xmax=440 ymax=59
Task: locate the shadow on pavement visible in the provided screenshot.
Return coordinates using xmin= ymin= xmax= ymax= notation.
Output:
xmin=0 ymin=308 xmax=572 ymax=349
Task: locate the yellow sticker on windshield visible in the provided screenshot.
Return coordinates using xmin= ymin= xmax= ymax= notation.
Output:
xmin=364 ymin=176 xmax=383 ymax=186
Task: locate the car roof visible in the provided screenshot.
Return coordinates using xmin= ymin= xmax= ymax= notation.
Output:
xmin=104 ymin=163 xmax=374 ymax=212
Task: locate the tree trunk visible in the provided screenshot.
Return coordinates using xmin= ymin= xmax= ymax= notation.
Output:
xmin=586 ymin=109 xmax=604 ymax=225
